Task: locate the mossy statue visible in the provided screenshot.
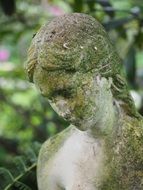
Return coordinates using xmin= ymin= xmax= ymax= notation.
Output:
xmin=26 ymin=13 xmax=143 ymax=190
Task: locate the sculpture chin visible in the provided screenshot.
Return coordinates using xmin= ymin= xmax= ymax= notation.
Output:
xmin=48 ymin=99 xmax=73 ymax=120
xmin=49 ymin=98 xmax=97 ymax=132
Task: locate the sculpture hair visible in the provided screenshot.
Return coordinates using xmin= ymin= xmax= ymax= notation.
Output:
xmin=26 ymin=13 xmax=140 ymax=118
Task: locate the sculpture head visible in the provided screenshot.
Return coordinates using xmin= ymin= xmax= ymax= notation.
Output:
xmin=26 ymin=13 xmax=139 ymax=131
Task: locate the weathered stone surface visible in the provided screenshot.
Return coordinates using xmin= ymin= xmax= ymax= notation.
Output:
xmin=26 ymin=13 xmax=143 ymax=190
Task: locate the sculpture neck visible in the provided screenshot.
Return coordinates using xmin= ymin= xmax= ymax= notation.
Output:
xmin=87 ymin=98 xmax=119 ymax=138
xmin=81 ymin=76 xmax=121 ymax=137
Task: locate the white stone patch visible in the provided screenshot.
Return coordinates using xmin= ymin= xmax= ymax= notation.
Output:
xmin=63 ymin=43 xmax=70 ymax=49
xmin=43 ymin=128 xmax=105 ymax=190
xmin=49 ymin=99 xmax=72 ymax=119
xmin=130 ymin=90 xmax=142 ymax=110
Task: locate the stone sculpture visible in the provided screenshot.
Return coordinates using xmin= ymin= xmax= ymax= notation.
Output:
xmin=26 ymin=13 xmax=143 ymax=190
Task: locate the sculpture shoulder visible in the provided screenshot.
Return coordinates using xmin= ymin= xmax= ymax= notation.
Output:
xmin=37 ymin=125 xmax=75 ymax=168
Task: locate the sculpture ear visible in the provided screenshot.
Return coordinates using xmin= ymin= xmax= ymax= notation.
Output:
xmin=95 ymin=75 xmax=113 ymax=90
xmin=107 ymin=77 xmax=113 ymax=89
xmin=102 ymin=77 xmax=113 ymax=91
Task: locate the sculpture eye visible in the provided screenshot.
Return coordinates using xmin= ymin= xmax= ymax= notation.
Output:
xmin=65 ymin=68 xmax=77 ymax=73
xmin=52 ymin=88 xmax=74 ymax=99
xmin=41 ymin=66 xmax=77 ymax=73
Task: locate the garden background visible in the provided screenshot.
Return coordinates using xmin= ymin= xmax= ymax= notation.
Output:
xmin=0 ymin=0 xmax=143 ymax=189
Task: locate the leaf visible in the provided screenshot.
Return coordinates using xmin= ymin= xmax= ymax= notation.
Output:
xmin=103 ymin=16 xmax=134 ymax=30
xmin=135 ymin=30 xmax=143 ymax=49
xmin=25 ymin=148 xmax=37 ymax=164
xmin=0 ymin=168 xmax=14 ymax=189
xmin=97 ymin=0 xmax=115 ymax=18
xmin=86 ymin=0 xmax=96 ymax=12
xmin=0 ymin=146 xmax=38 ymax=190
xmin=12 ymin=181 xmax=31 ymax=190
xmin=0 ymin=0 xmax=16 ymax=16
xmin=14 ymin=156 xmax=27 ymax=173
xmin=32 ymin=142 xmax=41 ymax=156
xmin=124 ymin=46 xmax=137 ymax=88
xmin=72 ymin=0 xmax=84 ymax=12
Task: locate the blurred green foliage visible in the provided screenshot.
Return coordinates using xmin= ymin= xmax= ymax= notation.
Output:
xmin=0 ymin=0 xmax=143 ymax=189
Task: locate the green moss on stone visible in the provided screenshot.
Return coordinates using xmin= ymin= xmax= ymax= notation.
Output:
xmin=26 ymin=13 xmax=143 ymax=189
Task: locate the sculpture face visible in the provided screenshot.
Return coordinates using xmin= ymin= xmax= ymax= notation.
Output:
xmin=33 ymin=60 xmax=113 ymax=131
xmin=26 ymin=13 xmax=137 ymax=130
